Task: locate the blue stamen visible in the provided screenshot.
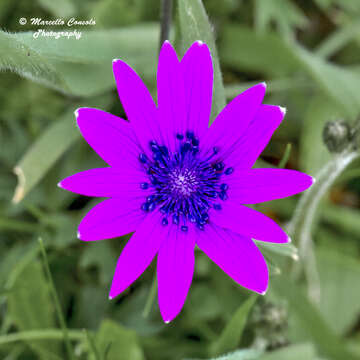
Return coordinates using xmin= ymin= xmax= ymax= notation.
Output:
xmin=220 ymin=183 xmax=228 ymax=191
xmin=162 ymin=218 xmax=168 ymax=226
xmin=225 ymin=167 xmax=234 ymax=175
xmin=140 ymin=182 xmax=149 ymax=189
xmin=139 ymin=153 xmax=148 ymax=163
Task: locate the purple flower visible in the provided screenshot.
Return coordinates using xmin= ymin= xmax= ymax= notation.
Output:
xmin=59 ymin=41 xmax=313 ymax=323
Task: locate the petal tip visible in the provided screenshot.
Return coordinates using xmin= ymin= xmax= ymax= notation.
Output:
xmin=279 ymin=106 xmax=287 ymax=116
xmin=287 ymin=236 xmax=292 ymax=243
xmin=311 ymin=177 xmax=316 ymax=184
xmin=196 ymin=40 xmax=204 ymax=45
xmin=112 ymin=58 xmax=120 ymax=64
xmin=57 ymin=181 xmax=63 ymax=189
xmin=260 ymin=289 xmax=267 ymax=296
xmin=108 ymin=295 xmax=113 ymax=300
xmin=77 ymin=230 xmax=82 ymax=240
xmin=260 ymin=81 xmax=267 ymax=89
xmin=164 ymin=320 xmax=171 ymax=324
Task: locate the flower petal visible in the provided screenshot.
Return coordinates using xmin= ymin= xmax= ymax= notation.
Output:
xmin=226 ymin=168 xmax=314 ymax=204
xmin=75 ymin=107 xmax=139 ymax=168
xmin=157 ymin=41 xmax=186 ymax=152
xmin=180 ymin=41 xmax=213 ymax=138
xmin=211 ymin=203 xmax=289 ymax=243
xmin=58 ymin=167 xmax=149 ymax=198
xmin=196 ymin=225 xmax=268 ymax=294
xmin=113 ymin=59 xmax=161 ymax=153
xmin=78 ymin=198 xmax=145 ymax=241
xmin=157 ymin=225 xmax=196 ymax=323
xmin=202 ymin=83 xmax=266 ymax=155
xmin=109 ymin=212 xmax=167 ymax=298
xmin=225 ymin=104 xmax=285 ymax=169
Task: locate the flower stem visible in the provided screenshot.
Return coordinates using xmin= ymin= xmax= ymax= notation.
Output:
xmin=159 ymin=0 xmax=173 ymax=51
xmin=38 ymin=238 xmax=76 ymax=360
xmin=142 ymin=273 xmax=158 ymax=318
xmin=288 ymin=147 xmax=359 ymax=302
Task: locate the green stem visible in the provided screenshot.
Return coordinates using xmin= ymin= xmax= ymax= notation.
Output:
xmin=278 ymin=143 xmax=292 ymax=168
xmin=159 ymin=0 xmax=173 ymax=51
xmin=0 ymin=329 xmax=84 ymax=345
xmin=38 ymin=238 xmax=76 ymax=360
xmin=288 ymin=147 xmax=359 ymax=302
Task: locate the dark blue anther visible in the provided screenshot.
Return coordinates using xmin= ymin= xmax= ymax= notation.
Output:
xmin=225 ymin=167 xmax=234 ymax=175
xmin=141 ymin=203 xmax=150 ymax=211
xmin=140 ymin=182 xmax=149 ymax=190
xmin=153 ymin=152 xmax=163 ymax=161
xmin=219 ymin=191 xmax=228 ymax=201
xmin=160 ymin=206 xmax=167 ymax=214
xmin=220 ymin=183 xmax=229 ymax=191
xmin=213 ymin=146 xmax=219 ymax=154
xmin=162 ymin=218 xmax=168 ymax=226
xmin=149 ymin=140 xmax=157 ymax=146
xmin=197 ymin=224 xmax=204 ymax=231
xmin=151 ymin=143 xmax=160 ymax=153
xmin=150 ymin=175 xmax=157 ymax=184
xmin=146 ymin=195 xmax=156 ymax=203
xmin=213 ymin=203 xmax=222 ymax=210
xmin=198 ymin=219 xmax=206 ymax=225
xmin=181 ymin=142 xmax=191 ymax=153
xmin=181 ymin=225 xmax=188 ymax=232
xmin=214 ymin=162 xmax=225 ymax=171
xmin=202 ymin=213 xmax=209 ymax=221
xmin=172 ymin=214 xmax=179 ymax=225
xmin=176 ymin=133 xmax=184 ymax=140
xmin=192 ymin=146 xmax=199 ymax=155
xmin=189 ymin=214 xmax=197 ymax=223
xmin=139 ymin=153 xmax=148 ymax=163
xmin=186 ymin=130 xmax=194 ymax=139
xmin=148 ymin=202 xmax=156 ymax=212
xmin=192 ymin=138 xmax=199 ymax=146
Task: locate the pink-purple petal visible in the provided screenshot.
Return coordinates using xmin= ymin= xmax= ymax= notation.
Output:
xmin=226 ymin=168 xmax=314 ymax=204
xmin=196 ymin=225 xmax=268 ymax=294
xmin=180 ymin=41 xmax=213 ymax=138
xmin=109 ymin=212 xmax=167 ymax=298
xmin=113 ymin=59 xmax=161 ymax=153
xmin=225 ymin=104 xmax=285 ymax=169
xmin=78 ymin=198 xmax=145 ymax=241
xmin=157 ymin=226 xmax=196 ymax=323
xmin=58 ymin=167 xmax=149 ymax=198
xmin=211 ymin=203 xmax=289 ymax=244
xmin=157 ymin=41 xmax=186 ymax=152
xmin=75 ymin=107 xmax=139 ymax=168
xmin=202 ymin=83 xmax=266 ymax=156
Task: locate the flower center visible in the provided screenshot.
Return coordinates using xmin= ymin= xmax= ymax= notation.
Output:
xmin=138 ymin=131 xmax=234 ymax=231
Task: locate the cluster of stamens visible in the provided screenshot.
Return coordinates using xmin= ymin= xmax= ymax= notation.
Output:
xmin=138 ymin=131 xmax=234 ymax=231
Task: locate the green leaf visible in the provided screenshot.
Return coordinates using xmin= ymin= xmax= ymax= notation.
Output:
xmin=0 ymin=25 xmax=158 ymax=96
xmin=316 ymin=246 xmax=360 ymax=335
xmin=178 ymin=0 xmax=226 ymax=122
xmin=221 ymin=25 xmax=360 ymax=118
xmin=210 ymin=295 xmax=257 ymax=357
xmin=256 ymin=241 xmax=299 ymax=261
xmin=7 ymin=261 xmax=61 ymax=359
xmin=94 ymin=320 xmax=144 ymax=360
xmin=255 ymin=0 xmax=308 ymax=39
xmin=12 ymin=109 xmax=79 ymax=203
xmin=185 ymin=348 xmax=262 ymax=360
xmin=272 ymin=275 xmax=359 ymax=360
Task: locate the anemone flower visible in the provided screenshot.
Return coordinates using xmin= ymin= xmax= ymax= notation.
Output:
xmin=58 ymin=41 xmax=313 ymax=323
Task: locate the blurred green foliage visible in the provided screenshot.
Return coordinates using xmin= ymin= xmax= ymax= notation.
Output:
xmin=1 ymin=0 xmax=360 ymax=359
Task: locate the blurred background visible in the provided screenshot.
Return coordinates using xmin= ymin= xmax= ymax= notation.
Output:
xmin=1 ymin=0 xmax=360 ymax=359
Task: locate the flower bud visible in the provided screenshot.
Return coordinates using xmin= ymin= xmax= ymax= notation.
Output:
xmin=322 ymin=120 xmax=352 ymax=153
